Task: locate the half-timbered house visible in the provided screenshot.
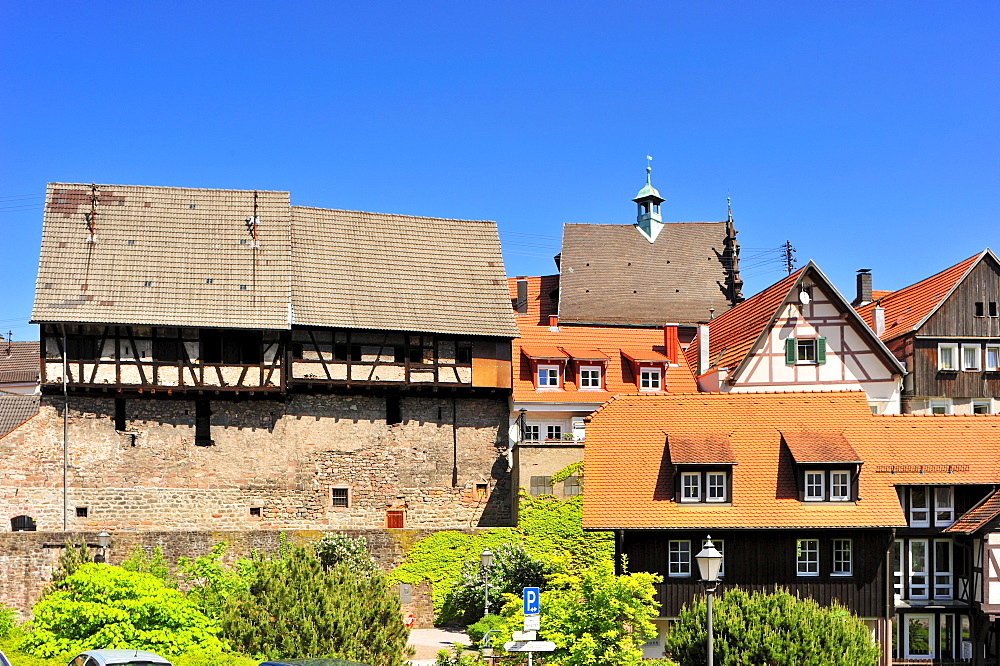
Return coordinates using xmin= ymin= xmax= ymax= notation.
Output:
xmin=685 ymin=262 xmax=906 ymax=414
xmin=856 ymin=250 xmax=1000 ymax=415
xmin=583 ymin=390 xmax=1000 ymax=665
xmin=4 ymin=182 xmax=518 ymax=531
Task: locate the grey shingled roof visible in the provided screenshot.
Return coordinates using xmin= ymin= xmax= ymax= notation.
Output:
xmin=32 ymin=184 xmax=292 ymax=329
xmin=558 ymin=222 xmax=735 ymax=326
xmin=292 ymin=207 xmax=518 ymax=337
xmin=0 ymin=393 xmax=39 ymax=438
xmin=32 ymin=183 xmax=518 ymax=338
xmin=0 ymin=341 xmax=39 ymax=384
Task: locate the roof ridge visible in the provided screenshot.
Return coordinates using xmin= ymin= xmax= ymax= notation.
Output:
xmin=49 ymin=182 xmax=290 ymax=195
xmin=291 ymin=206 xmax=496 ymax=224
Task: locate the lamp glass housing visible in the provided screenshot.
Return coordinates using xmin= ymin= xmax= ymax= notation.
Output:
xmin=97 ymin=530 xmax=111 ymax=549
xmin=480 ymin=549 xmax=494 ymax=568
xmin=696 ymin=537 xmax=723 ymax=583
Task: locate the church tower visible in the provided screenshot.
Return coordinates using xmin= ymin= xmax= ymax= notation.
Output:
xmin=633 ymin=166 xmax=665 ymax=243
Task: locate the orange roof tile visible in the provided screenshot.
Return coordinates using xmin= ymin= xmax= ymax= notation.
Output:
xmin=856 ymin=252 xmax=984 ymax=342
xmin=583 ymin=391 xmax=1000 ymax=531
xmin=946 ymin=489 xmax=1000 ymax=534
xmin=781 ymin=431 xmax=861 ymax=464
xmin=668 ymin=433 xmax=737 ymax=465
xmin=512 ymin=277 xmax=697 ymax=403
xmin=683 ymin=269 xmax=803 ymax=373
xmin=508 ymin=275 xmax=559 ymax=325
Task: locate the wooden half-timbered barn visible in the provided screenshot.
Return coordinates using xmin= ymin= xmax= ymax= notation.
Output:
xmin=8 ymin=182 xmax=519 ymax=532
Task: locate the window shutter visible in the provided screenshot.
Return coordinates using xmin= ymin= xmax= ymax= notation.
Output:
xmin=785 ymin=338 xmax=796 ymax=364
xmin=816 ymin=337 xmax=827 ymax=364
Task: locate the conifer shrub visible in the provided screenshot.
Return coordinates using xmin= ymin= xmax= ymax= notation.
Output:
xmin=664 ymin=587 xmax=880 ymax=666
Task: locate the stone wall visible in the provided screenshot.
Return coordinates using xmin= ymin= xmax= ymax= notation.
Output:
xmin=0 ymin=392 xmax=511 ymax=532
xmin=0 ymin=528 xmax=477 ymax=621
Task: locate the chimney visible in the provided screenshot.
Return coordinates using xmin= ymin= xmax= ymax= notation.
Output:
xmin=548 ymin=315 xmax=559 ymax=331
xmin=663 ymin=323 xmax=679 ymax=364
xmin=515 ymin=278 xmax=528 ymax=314
xmin=855 ymin=269 xmax=872 ymax=306
xmin=874 ymin=306 xmax=886 ymax=336
xmin=697 ymin=324 xmax=710 ymax=376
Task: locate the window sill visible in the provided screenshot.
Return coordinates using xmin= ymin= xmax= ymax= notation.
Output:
xmin=830 ymin=573 xmax=854 ymax=577
xmin=796 ymin=573 xmax=820 ymax=578
xmin=678 ymin=502 xmax=732 ymax=507
xmin=802 ymin=500 xmax=857 ymax=506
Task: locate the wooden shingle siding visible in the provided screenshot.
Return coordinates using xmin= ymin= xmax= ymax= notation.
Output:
xmin=913 ymin=255 xmax=1000 ymax=338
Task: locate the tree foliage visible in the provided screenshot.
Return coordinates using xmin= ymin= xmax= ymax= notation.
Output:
xmin=19 ymin=563 xmax=227 ymax=658
xmin=314 ymin=532 xmax=380 ymax=578
xmin=121 ymin=544 xmax=176 ymax=587
xmin=176 ymin=542 xmax=252 ymax=620
xmin=217 ymin=544 xmax=410 ymax=666
xmin=52 ymin=537 xmax=92 ymax=584
xmin=664 ymin=587 xmax=880 ymax=666
xmin=441 ymin=542 xmax=550 ymax=625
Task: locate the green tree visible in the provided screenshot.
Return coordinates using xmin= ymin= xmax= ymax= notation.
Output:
xmin=176 ymin=542 xmax=252 ymax=620
xmin=664 ymin=587 xmax=880 ymax=666
xmin=19 ymin=563 xmax=228 ymax=658
xmin=441 ymin=542 xmax=550 ymax=625
xmin=494 ymin=562 xmax=660 ymax=666
xmin=314 ymin=532 xmax=380 ymax=578
xmin=218 ymin=544 xmax=410 ymax=666
xmin=52 ymin=537 xmax=92 ymax=583
xmin=121 ymin=544 xmax=176 ymax=587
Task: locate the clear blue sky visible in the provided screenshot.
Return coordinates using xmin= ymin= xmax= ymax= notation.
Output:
xmin=2 ymin=1 xmax=997 ymax=341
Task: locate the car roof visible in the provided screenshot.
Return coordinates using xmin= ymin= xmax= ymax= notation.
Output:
xmin=77 ymin=650 xmax=172 ymax=664
xmin=258 ymin=660 xmax=372 ymax=666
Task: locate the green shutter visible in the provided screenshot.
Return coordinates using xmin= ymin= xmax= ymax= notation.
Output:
xmin=816 ymin=337 xmax=827 ymax=364
xmin=785 ymin=338 xmax=796 ymax=364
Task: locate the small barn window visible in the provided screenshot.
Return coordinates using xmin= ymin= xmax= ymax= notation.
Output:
xmin=76 ymin=507 xmax=89 ymax=518
xmin=387 ymin=510 xmax=405 ymax=528
xmin=331 ymin=487 xmax=350 ymax=508
xmin=249 ymin=507 xmax=262 ymax=518
xmin=11 ymin=515 xmax=37 ymax=531
xmin=114 ymin=398 xmax=126 ymax=431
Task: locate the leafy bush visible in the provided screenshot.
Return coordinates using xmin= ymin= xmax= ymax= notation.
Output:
xmin=52 ymin=537 xmax=92 ymax=583
xmin=466 ymin=614 xmax=504 ymax=645
xmin=176 ymin=542 xmax=252 ymax=620
xmin=218 ymin=544 xmax=410 ymax=666
xmin=435 ymin=645 xmax=487 ymax=665
xmin=493 ymin=562 xmax=660 ymax=666
xmin=19 ymin=563 xmax=228 ymax=658
xmin=314 ymin=532 xmax=380 ymax=578
xmin=664 ymin=587 xmax=880 ymax=666
xmin=441 ymin=543 xmax=550 ymax=624
xmin=121 ymin=544 xmax=176 ymax=587
xmin=0 ymin=606 xmax=15 ymax=638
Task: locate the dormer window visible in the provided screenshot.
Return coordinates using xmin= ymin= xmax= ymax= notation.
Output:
xmin=639 ymin=367 xmax=661 ymax=390
xmin=782 ymin=431 xmax=861 ymax=503
xmin=521 ymin=346 xmax=569 ymax=391
xmin=579 ymin=365 xmax=602 ymax=389
xmin=537 ymin=365 xmax=560 ymax=388
xmin=668 ymin=433 xmax=736 ymax=504
xmin=904 ymin=486 xmax=954 ymax=528
xmin=681 ymin=470 xmax=729 ymax=502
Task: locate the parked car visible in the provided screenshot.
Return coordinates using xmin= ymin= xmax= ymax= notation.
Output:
xmin=68 ymin=650 xmax=172 ymax=666
xmin=260 ymin=659 xmax=369 ymax=666
xmin=0 ymin=648 xmax=10 ymax=666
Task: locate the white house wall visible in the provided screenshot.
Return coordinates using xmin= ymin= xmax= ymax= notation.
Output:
xmin=727 ymin=292 xmax=902 ymax=413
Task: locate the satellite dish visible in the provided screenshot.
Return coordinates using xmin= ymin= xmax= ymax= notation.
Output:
xmin=798 ymin=290 xmax=811 ymax=305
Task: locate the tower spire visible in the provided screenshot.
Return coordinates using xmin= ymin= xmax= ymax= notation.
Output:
xmin=633 ymin=159 xmax=665 ymax=243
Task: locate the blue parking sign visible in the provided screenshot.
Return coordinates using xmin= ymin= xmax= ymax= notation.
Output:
xmin=523 ymin=587 xmax=540 ymax=615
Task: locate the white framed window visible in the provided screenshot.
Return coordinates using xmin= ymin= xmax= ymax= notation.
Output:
xmin=668 ymin=540 xmax=691 ymax=577
xmin=973 ymin=399 xmax=993 ymax=415
xmin=579 ymin=366 xmax=602 ymax=389
xmin=909 ymin=539 xmax=929 ymax=599
xmin=523 ymin=424 xmax=540 ymax=441
xmin=805 ymin=471 xmax=825 ymax=501
xmin=930 ymin=399 xmax=952 ymax=415
xmin=934 ymin=539 xmax=953 ymax=599
xmin=832 ymin=539 xmax=853 ymax=576
xmin=830 ymin=471 xmax=851 ymax=501
xmin=707 ymin=472 xmax=727 ymax=502
xmin=986 ymin=345 xmax=1000 ymax=371
xmin=938 ymin=343 xmax=958 ymax=371
xmin=892 ymin=540 xmax=903 ymax=601
xmin=681 ymin=472 xmax=701 ymax=502
xmin=639 ymin=367 xmax=662 ymax=391
xmin=797 ymin=539 xmax=819 ymax=576
xmin=962 ymin=344 xmax=981 ymax=371
xmin=785 ymin=337 xmax=827 ymax=365
xmin=716 ymin=539 xmax=726 ymax=577
xmin=537 ymin=364 xmax=560 ymax=388
xmin=910 ymin=487 xmax=930 ymax=527
xmin=545 ymin=425 xmax=563 ymax=441
xmin=935 ymin=486 xmax=954 ymax=525
xmin=905 ymin=614 xmax=935 ymax=659
xmin=797 ymin=338 xmax=817 ymax=364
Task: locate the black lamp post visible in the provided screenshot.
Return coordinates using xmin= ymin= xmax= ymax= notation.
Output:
xmin=695 ymin=535 xmax=723 ymax=666
xmin=480 ymin=548 xmax=494 ymax=616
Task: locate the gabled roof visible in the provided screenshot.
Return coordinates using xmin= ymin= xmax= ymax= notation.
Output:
xmin=0 ymin=341 xmax=39 ymax=385
xmin=32 ymin=183 xmax=518 ymax=338
xmin=510 ymin=276 xmax=697 ymax=404
xmin=557 ymin=221 xmax=736 ymax=326
xmin=668 ymin=433 xmax=737 ymax=465
xmin=0 ymin=393 xmax=39 ymax=438
xmin=781 ymin=431 xmax=861 ymax=464
xmin=583 ymin=390 xmax=1000 ymax=531
xmin=684 ymin=262 xmax=904 ymax=378
xmin=856 ymin=250 xmax=995 ymax=342
xmin=945 ymin=489 xmax=1000 ymax=535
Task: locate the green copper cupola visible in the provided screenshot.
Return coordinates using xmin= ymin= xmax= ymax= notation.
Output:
xmin=633 ymin=165 xmax=665 ymax=243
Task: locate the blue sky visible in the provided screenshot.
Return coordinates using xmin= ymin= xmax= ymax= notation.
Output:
xmin=2 ymin=1 xmax=997 ymax=341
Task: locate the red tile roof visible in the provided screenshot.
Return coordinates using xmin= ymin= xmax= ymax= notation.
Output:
xmin=781 ymin=431 xmax=861 ymax=464
xmin=668 ymin=433 xmax=737 ymax=465
xmin=510 ymin=277 xmax=697 ymax=403
xmin=508 ymin=275 xmax=559 ymax=325
xmin=683 ymin=269 xmax=803 ymax=373
xmin=0 ymin=341 xmax=39 ymax=385
xmin=856 ymin=252 xmax=984 ymax=342
xmin=583 ymin=391 xmax=1000 ymax=530
xmin=946 ymin=489 xmax=1000 ymax=534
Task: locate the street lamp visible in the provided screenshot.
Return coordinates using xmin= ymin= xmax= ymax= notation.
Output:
xmin=96 ymin=530 xmax=111 ymax=563
xmin=480 ymin=548 xmax=494 ymax=616
xmin=695 ymin=535 xmax=723 ymax=666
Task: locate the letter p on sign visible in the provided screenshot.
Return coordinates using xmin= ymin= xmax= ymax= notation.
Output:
xmin=523 ymin=587 xmax=540 ymax=615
